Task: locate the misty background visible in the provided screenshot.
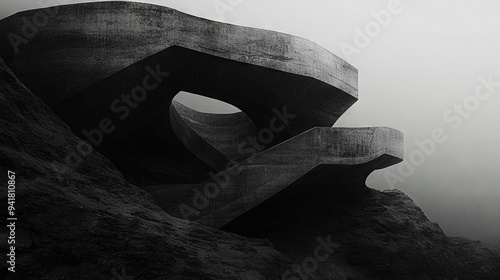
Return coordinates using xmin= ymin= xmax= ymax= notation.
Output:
xmin=1 ymin=0 xmax=499 ymax=246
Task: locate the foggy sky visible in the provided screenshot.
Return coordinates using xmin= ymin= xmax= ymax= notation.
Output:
xmin=1 ymin=0 xmax=499 ymax=246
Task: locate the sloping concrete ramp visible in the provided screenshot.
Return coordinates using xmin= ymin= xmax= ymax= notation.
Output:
xmin=156 ymin=120 xmax=403 ymax=228
xmin=0 ymin=1 xmax=403 ymax=229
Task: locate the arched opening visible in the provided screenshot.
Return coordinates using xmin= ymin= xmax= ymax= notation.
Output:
xmin=173 ymin=91 xmax=241 ymax=114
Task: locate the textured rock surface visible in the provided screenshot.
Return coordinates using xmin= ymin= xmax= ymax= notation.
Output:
xmin=224 ymin=187 xmax=500 ymax=279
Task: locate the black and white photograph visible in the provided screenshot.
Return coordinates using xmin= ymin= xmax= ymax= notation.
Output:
xmin=0 ymin=0 xmax=499 ymax=279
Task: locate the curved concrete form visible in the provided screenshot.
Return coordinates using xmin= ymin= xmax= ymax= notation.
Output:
xmin=0 ymin=1 xmax=357 ymax=135
xmin=0 ymin=2 xmax=365 ymax=187
xmin=0 ymin=2 xmax=404 ymax=229
xmin=170 ymin=100 xmax=257 ymax=171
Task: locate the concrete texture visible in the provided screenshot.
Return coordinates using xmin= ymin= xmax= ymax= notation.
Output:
xmin=0 ymin=1 xmax=357 ymax=135
xmin=0 ymin=2 xmax=403 ymax=229
xmin=155 ymin=126 xmax=403 ymax=228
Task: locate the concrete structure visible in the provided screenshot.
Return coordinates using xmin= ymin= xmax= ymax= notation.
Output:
xmin=0 ymin=2 xmax=403 ymax=228
xmin=170 ymin=100 xmax=258 ymax=171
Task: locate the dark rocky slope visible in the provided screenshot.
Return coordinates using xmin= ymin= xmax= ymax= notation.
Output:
xmin=0 ymin=57 xmax=499 ymax=279
xmin=225 ymin=184 xmax=500 ymax=279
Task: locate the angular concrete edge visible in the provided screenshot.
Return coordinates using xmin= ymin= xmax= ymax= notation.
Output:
xmin=245 ymin=127 xmax=404 ymax=166
xmin=0 ymin=1 xmax=357 ymax=106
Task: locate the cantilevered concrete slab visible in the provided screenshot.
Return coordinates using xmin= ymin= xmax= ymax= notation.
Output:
xmin=154 ymin=126 xmax=403 ymax=228
xmin=0 ymin=2 xmax=404 ymax=229
xmin=0 ymin=1 xmax=357 ymax=136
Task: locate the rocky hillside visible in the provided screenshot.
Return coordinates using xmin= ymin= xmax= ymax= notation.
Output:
xmin=224 ymin=178 xmax=500 ymax=280
xmin=0 ymin=57 xmax=499 ymax=279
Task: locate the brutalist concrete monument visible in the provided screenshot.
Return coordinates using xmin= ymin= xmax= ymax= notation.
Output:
xmin=0 ymin=2 xmax=403 ymax=229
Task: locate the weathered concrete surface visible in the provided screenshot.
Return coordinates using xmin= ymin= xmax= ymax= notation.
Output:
xmin=165 ymin=100 xmax=403 ymax=228
xmin=154 ymin=126 xmax=403 ymax=228
xmin=0 ymin=1 xmax=357 ymax=131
